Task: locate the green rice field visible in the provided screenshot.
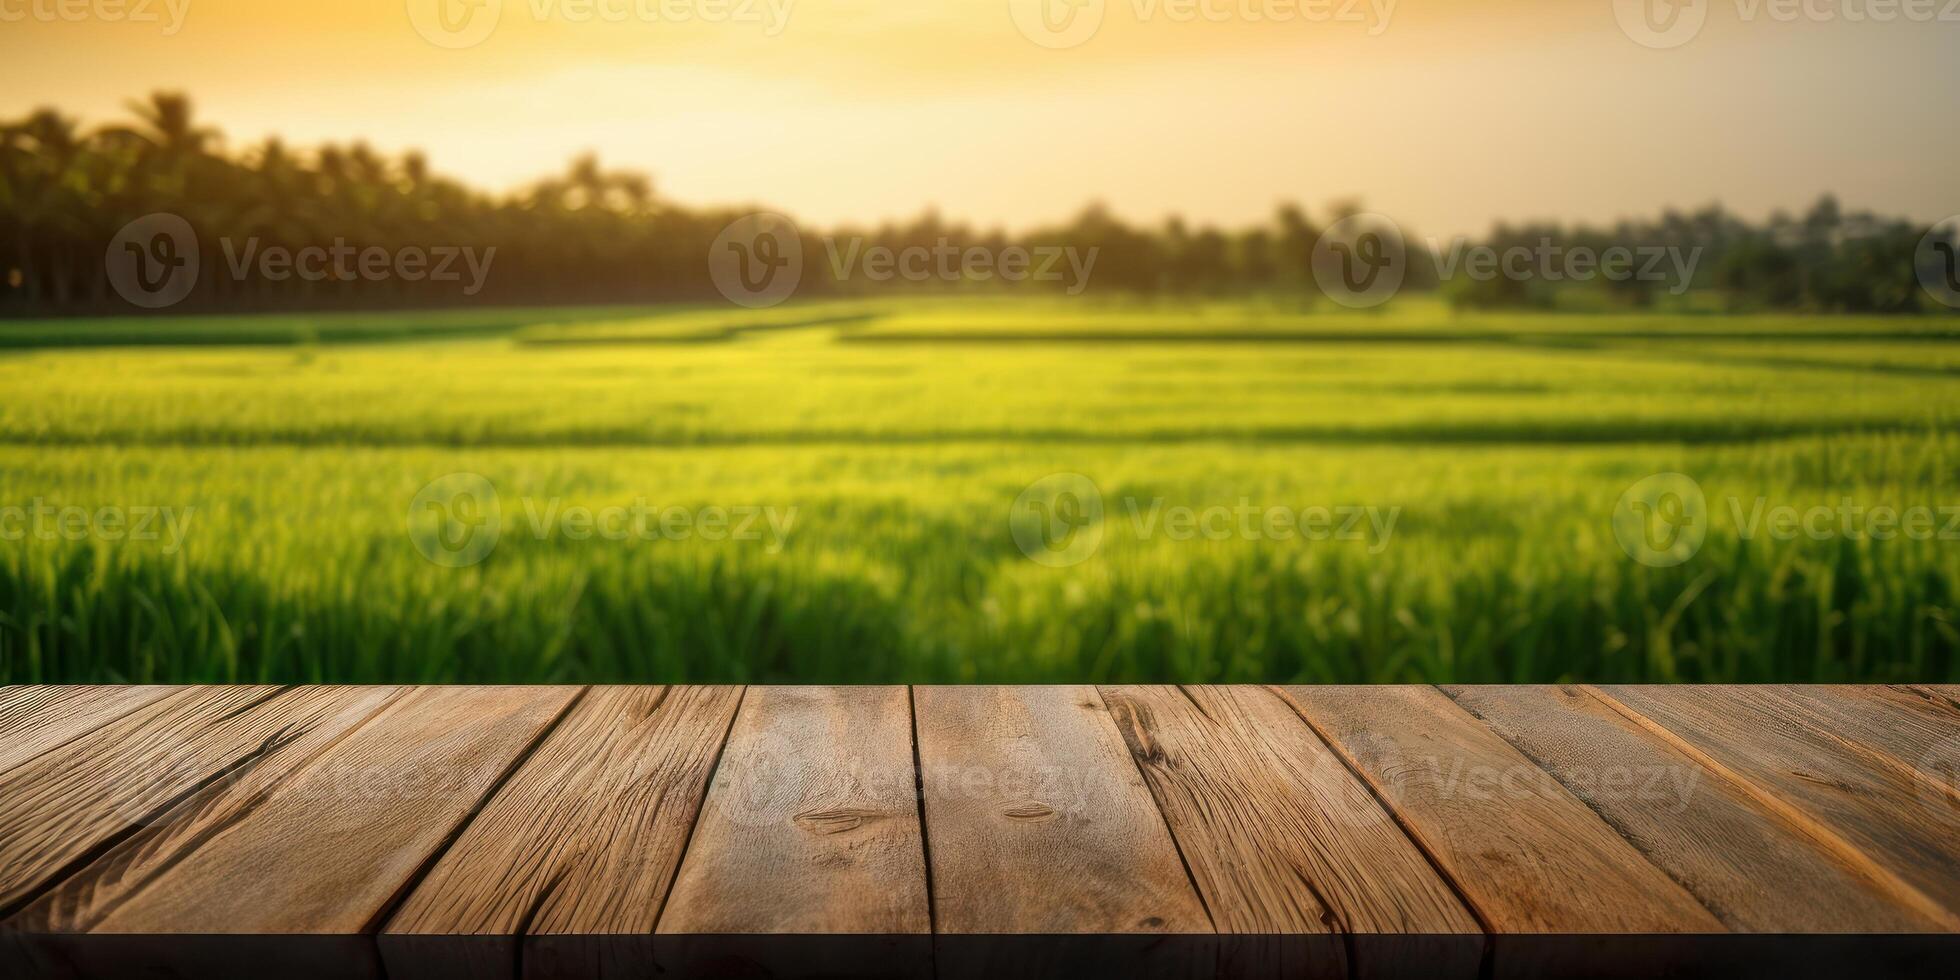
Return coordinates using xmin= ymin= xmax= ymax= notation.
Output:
xmin=3 ymin=299 xmax=1958 ymax=684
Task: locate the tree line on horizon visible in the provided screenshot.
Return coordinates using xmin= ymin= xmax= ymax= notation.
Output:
xmin=1 ymin=93 xmax=1951 ymax=316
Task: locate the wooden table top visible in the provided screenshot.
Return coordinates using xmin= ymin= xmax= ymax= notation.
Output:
xmin=1 ymin=685 xmax=1957 ymax=979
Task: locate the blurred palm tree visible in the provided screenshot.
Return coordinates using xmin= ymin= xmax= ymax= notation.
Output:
xmin=123 ymin=92 xmax=219 ymax=159
xmin=0 ymin=91 xmax=1944 ymax=315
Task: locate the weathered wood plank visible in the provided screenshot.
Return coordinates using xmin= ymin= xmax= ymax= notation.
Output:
xmin=1755 ymin=686 xmax=1960 ymax=778
xmin=913 ymin=685 xmax=1210 ymax=936
xmin=1100 ymin=685 xmax=1483 ymax=978
xmin=0 ymin=686 xmax=298 ymax=915
xmin=916 ymin=686 xmax=1214 ymax=979
xmin=381 ymin=686 xmax=742 ymax=980
xmin=1 ymin=683 xmax=1955 ymax=979
xmin=661 ymin=686 xmax=928 ymax=934
xmin=1277 ymin=686 xmax=1722 ymax=934
xmin=0 ymin=686 xmax=176 ymax=777
xmin=646 ymin=686 xmax=931 ymax=979
xmin=12 ymin=686 xmax=576 ymax=941
xmin=3 ymin=687 xmax=410 ymax=980
xmin=1448 ymin=685 xmax=1947 ymax=933
xmin=1596 ymin=685 xmax=1960 ymax=926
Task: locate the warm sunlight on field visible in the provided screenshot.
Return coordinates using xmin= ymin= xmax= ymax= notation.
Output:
xmin=4 ymin=302 xmax=1957 ymax=684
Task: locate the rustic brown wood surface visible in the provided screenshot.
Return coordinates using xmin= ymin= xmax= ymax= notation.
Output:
xmin=1279 ymin=685 xmax=1724 ymax=935
xmin=1098 ymin=685 xmax=1481 ymax=978
xmin=1 ymin=684 xmax=1956 ymax=979
xmin=5 ymin=687 xmax=408 ymax=925
xmin=660 ymin=685 xmax=929 ymax=936
xmin=1446 ymin=685 xmax=1950 ymax=934
xmin=0 ymin=686 xmax=175 ymax=777
xmin=913 ymin=685 xmax=1211 ymax=936
xmin=1597 ymin=685 xmax=1960 ymax=923
xmin=380 ymin=686 xmax=743 ymax=980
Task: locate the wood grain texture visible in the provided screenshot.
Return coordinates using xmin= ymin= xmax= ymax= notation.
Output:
xmin=12 ymin=686 xmax=576 ymax=935
xmin=0 ymin=686 xmax=292 ymax=915
xmin=1103 ymin=685 xmax=1485 ymax=936
xmin=660 ymin=686 xmax=928 ymax=935
xmin=1448 ymin=685 xmax=1944 ymax=933
xmin=3 ymin=683 xmax=1958 ymax=979
xmin=385 ymin=686 xmax=741 ymax=939
xmin=1597 ymin=685 xmax=1960 ymax=927
xmin=0 ymin=687 xmax=176 ymax=777
xmin=1755 ymin=686 xmax=1960 ymax=778
xmin=1278 ymin=686 xmax=1722 ymax=934
xmin=1100 ymin=686 xmax=1483 ymax=980
xmin=381 ymin=686 xmax=741 ymax=980
xmin=912 ymin=686 xmax=1211 ymax=935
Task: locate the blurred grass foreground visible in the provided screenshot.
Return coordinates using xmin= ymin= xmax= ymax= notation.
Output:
xmin=4 ymin=298 xmax=1960 ymax=685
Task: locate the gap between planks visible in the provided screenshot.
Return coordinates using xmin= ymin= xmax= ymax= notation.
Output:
xmin=1580 ymin=685 xmax=1960 ymax=931
xmin=1436 ymin=685 xmax=1726 ymax=930
xmin=1266 ymin=684 xmax=1499 ymax=941
xmin=1104 ymin=685 xmax=1220 ymax=936
xmin=358 ymin=686 xmax=595 ymax=937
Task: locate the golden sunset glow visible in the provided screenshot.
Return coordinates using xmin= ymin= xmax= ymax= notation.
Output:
xmin=3 ymin=1 xmax=1958 ymax=233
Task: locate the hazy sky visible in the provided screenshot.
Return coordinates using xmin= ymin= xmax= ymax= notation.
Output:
xmin=4 ymin=0 xmax=1957 ymax=236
